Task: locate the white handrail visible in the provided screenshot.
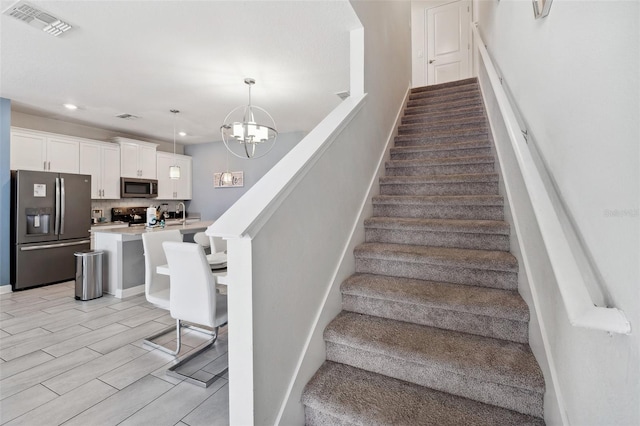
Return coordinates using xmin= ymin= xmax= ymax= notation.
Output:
xmin=472 ymin=23 xmax=631 ymax=335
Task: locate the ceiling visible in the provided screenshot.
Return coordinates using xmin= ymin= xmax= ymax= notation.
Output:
xmin=0 ymin=0 xmax=360 ymax=144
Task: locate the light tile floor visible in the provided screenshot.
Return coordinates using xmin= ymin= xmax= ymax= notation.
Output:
xmin=0 ymin=281 xmax=229 ymax=426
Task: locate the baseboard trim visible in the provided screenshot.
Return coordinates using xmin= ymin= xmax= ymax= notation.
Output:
xmin=0 ymin=284 xmax=12 ymax=295
xmin=114 ymin=284 xmax=144 ymax=299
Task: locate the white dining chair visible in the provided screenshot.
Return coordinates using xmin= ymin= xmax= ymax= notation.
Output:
xmin=193 ymin=232 xmax=210 ymax=252
xmin=162 ymin=241 xmax=228 ymax=387
xmin=141 ymin=229 xmax=183 ymax=354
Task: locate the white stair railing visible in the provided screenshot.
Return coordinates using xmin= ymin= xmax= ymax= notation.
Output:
xmin=472 ymin=23 xmax=631 ymax=335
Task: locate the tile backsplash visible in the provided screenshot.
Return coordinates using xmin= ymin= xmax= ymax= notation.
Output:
xmin=91 ymin=199 xmax=188 ymax=222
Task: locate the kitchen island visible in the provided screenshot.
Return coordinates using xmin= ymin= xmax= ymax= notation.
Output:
xmin=93 ymin=221 xmax=213 ymax=298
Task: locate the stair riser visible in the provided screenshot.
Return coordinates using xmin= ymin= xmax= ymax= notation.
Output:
xmin=396 ymin=129 xmax=488 ymax=142
xmin=407 ymin=93 xmax=481 ymax=108
xmin=391 ymin=147 xmax=492 ymax=160
xmin=398 ymin=121 xmax=487 ymax=135
xmin=395 ymin=134 xmax=488 ymax=147
xmin=373 ymin=204 xmax=504 ymax=221
xmin=380 ymin=181 xmax=498 ymax=196
xmin=402 ymin=108 xmax=485 ymax=124
xmin=325 ymin=342 xmax=543 ymax=418
xmin=409 ymin=85 xmax=478 ymax=101
xmin=354 ymin=257 xmax=517 ymax=290
xmin=394 ymin=132 xmax=489 ymax=147
xmin=343 ymin=293 xmax=527 ymax=343
xmin=386 ymin=163 xmax=495 ymax=176
xmin=405 ymin=99 xmax=484 ymax=115
xmin=411 ymin=78 xmax=478 ymax=93
xmin=364 ymin=227 xmax=510 ymax=251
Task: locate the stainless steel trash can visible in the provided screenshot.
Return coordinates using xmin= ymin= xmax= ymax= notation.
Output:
xmin=74 ymin=250 xmax=104 ymax=301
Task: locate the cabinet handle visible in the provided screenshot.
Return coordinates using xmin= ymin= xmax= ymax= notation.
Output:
xmin=44 ymin=161 xmax=47 ymax=171
xmin=48 ymin=161 xmax=51 ymax=170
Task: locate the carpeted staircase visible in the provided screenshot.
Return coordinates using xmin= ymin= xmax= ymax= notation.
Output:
xmin=302 ymin=78 xmax=545 ymax=425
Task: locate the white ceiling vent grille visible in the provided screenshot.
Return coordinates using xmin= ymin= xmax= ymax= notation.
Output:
xmin=3 ymin=1 xmax=72 ymax=36
xmin=115 ymin=113 xmax=140 ymax=120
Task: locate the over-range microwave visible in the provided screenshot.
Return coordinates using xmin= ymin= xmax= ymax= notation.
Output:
xmin=120 ymin=177 xmax=158 ymax=198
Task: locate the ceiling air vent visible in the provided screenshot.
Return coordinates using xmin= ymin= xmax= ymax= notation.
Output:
xmin=115 ymin=113 xmax=140 ymax=120
xmin=3 ymin=1 xmax=72 ymax=36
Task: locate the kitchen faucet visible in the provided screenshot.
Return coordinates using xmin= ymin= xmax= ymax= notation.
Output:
xmin=177 ymin=202 xmax=186 ymax=225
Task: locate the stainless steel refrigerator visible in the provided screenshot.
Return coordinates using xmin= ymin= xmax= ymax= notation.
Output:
xmin=11 ymin=170 xmax=91 ymax=290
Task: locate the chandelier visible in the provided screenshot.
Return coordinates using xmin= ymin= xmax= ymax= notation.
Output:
xmin=220 ymin=78 xmax=277 ymax=159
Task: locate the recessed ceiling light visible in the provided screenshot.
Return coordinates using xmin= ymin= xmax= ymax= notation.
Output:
xmin=63 ymin=103 xmax=78 ymax=110
xmin=178 ymin=131 xmax=187 ymax=137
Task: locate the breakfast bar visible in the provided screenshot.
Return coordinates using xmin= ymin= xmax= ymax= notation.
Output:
xmin=93 ymin=221 xmax=213 ymax=298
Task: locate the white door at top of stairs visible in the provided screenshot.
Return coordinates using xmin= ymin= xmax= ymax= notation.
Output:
xmin=421 ymin=0 xmax=472 ymax=86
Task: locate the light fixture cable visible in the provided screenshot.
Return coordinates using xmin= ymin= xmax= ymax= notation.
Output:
xmin=169 ymin=109 xmax=181 ymax=180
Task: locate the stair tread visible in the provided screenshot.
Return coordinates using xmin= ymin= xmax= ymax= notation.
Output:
xmin=397 ymin=127 xmax=488 ymax=138
xmin=399 ymin=117 xmax=487 ymax=131
xmin=408 ymin=94 xmax=482 ymax=107
xmin=354 ymin=242 xmax=518 ymax=273
xmin=373 ymin=194 xmax=504 ymax=206
xmin=364 ymin=216 xmax=509 ymax=235
xmin=342 ymin=273 xmax=528 ymax=322
xmin=304 ymin=361 xmax=543 ymax=426
xmin=410 ymin=85 xmax=479 ymax=100
xmin=387 ymin=155 xmax=494 ymax=167
xmin=411 ymin=78 xmax=478 ymax=93
xmin=404 ymin=99 xmax=484 ymax=115
xmin=403 ymin=104 xmax=484 ymax=118
xmin=380 ymin=173 xmax=499 ymax=184
xmin=391 ymin=140 xmax=491 ymax=153
xmin=325 ymin=312 xmax=543 ymax=392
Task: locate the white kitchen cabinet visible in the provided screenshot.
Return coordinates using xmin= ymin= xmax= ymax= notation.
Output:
xmin=156 ymin=152 xmax=192 ymax=200
xmin=115 ymin=138 xmax=158 ymax=179
xmin=80 ymin=140 xmax=121 ymax=199
xmin=10 ymin=128 xmax=80 ymax=173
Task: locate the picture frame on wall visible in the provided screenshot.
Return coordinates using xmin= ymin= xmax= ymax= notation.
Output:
xmin=214 ymin=171 xmax=244 ymax=188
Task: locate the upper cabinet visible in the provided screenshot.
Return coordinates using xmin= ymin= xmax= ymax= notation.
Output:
xmin=156 ymin=152 xmax=192 ymax=200
xmin=114 ymin=138 xmax=158 ymax=179
xmin=79 ymin=140 xmax=121 ymax=199
xmin=10 ymin=128 xmax=80 ymax=173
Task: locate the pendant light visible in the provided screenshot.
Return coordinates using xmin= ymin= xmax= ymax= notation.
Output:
xmin=220 ymin=78 xmax=277 ymax=159
xmin=169 ymin=109 xmax=181 ymax=179
xmin=221 ymin=148 xmax=234 ymax=184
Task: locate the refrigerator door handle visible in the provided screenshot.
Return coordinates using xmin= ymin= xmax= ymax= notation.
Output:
xmin=20 ymin=240 xmax=91 ymax=251
xmin=55 ymin=177 xmax=61 ymax=235
xmin=60 ymin=177 xmax=66 ymax=235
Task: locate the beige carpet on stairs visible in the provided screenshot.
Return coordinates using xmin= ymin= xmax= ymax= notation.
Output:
xmin=302 ymin=77 xmax=546 ymax=425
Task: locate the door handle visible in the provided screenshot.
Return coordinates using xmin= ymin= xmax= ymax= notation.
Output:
xmin=429 ymin=59 xmax=436 ymax=64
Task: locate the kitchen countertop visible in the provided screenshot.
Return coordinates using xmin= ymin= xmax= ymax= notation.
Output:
xmin=92 ymin=220 xmax=212 ymax=235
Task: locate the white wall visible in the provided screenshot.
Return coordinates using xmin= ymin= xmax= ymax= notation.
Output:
xmin=184 ymin=132 xmax=304 ymax=220
xmin=477 ymin=1 xmax=639 ymax=425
